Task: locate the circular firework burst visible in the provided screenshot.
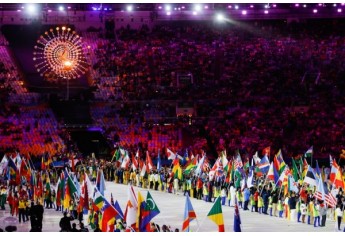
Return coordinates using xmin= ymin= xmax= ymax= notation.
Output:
xmin=33 ymin=26 xmax=88 ymax=80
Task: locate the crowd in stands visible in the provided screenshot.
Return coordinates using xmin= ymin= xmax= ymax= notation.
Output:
xmin=0 ymin=104 xmax=66 ymax=156
xmin=82 ymin=19 xmax=345 ymax=159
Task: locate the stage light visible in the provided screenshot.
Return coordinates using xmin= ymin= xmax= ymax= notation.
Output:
xmin=235 ymin=5 xmax=239 ymax=9
xmin=194 ymin=4 xmax=202 ymax=12
xmin=166 ymin=11 xmax=171 ymax=16
xmin=204 ymin=5 xmax=208 ymax=9
xmin=59 ymin=6 xmax=64 ymax=11
xmin=216 ymin=13 xmax=225 ymax=22
xmin=313 ymin=9 xmax=318 ymax=13
xmin=165 ymin=5 xmax=171 ymax=11
xmin=295 ymin=4 xmax=299 ymax=7
xmin=303 ymin=4 xmax=307 ymax=8
xmin=126 ymin=5 xmax=133 ymax=12
xmin=27 ymin=4 xmax=37 ymax=13
xmin=242 ymin=10 xmax=247 ymax=15
xmin=264 ymin=10 xmax=269 ymax=14
xmin=338 ymin=8 xmax=342 ymax=12
xmin=193 ymin=11 xmax=197 ymax=15
xmin=250 ymin=5 xmax=254 ymax=8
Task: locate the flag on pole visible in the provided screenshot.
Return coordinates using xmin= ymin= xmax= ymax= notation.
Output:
xmin=166 ymin=148 xmax=176 ymax=160
xmin=96 ymin=169 xmax=106 ymax=196
xmin=234 ymin=196 xmax=241 ymax=232
xmin=101 ymin=197 xmax=120 ymax=232
xmin=314 ymin=175 xmax=325 ymax=202
xmin=182 ymin=194 xmax=197 ymax=232
xmin=157 ymin=151 xmax=162 ymax=171
xmin=303 ymin=165 xmax=318 ymax=187
xmin=140 ymin=191 xmax=160 ymax=232
xmin=207 ymin=197 xmax=224 ymax=232
xmin=257 ymin=155 xmax=270 ymax=174
xmin=247 ymin=167 xmax=254 ymax=188
xmin=125 ymin=185 xmax=138 ymax=229
xmin=288 ymin=175 xmax=299 ymax=193
xmin=267 ymin=162 xmax=279 ymax=183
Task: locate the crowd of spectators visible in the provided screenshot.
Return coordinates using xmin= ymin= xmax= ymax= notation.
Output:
xmin=1 ymin=19 xmax=345 ymax=160
xmin=83 ymin=19 xmax=345 ymax=159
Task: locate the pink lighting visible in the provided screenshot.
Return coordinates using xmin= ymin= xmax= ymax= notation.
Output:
xmin=250 ymin=5 xmax=254 ymax=8
xmin=228 ymin=5 xmax=232 ymax=9
xmin=242 ymin=10 xmax=247 ymax=15
xmin=313 ymin=9 xmax=318 ymax=13
xmin=273 ymin=4 xmax=277 ymax=8
xmin=204 ymin=5 xmax=208 ymax=9
xmin=158 ymin=6 xmax=162 ymax=9
xmin=166 ymin=11 xmax=171 ymax=16
xmin=338 ymin=8 xmax=342 ymax=12
xmin=295 ymin=4 xmax=299 ymax=7
xmin=264 ymin=10 xmax=269 ymax=14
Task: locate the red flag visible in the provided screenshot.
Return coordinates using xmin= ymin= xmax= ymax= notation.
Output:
xmin=146 ymin=151 xmax=154 ymax=171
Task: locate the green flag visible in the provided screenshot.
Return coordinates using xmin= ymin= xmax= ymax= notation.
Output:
xmin=291 ymin=158 xmax=299 ymax=182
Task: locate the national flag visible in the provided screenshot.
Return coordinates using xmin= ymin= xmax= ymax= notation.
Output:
xmin=182 ymin=194 xmax=197 ymax=232
xmin=114 ymin=200 xmax=124 ymax=220
xmin=315 ymin=161 xmax=321 ymax=179
xmin=7 ymin=157 xmax=18 ymax=182
xmin=303 ymin=165 xmax=318 ymax=187
xmin=93 ymin=188 xmax=104 ymax=211
xmin=172 ymin=159 xmax=183 ymax=180
xmin=234 ymin=196 xmax=241 ymax=232
xmin=252 ymin=152 xmax=261 ymax=165
xmin=64 ymin=175 xmax=78 ymax=209
xmin=302 ymin=158 xmax=309 ymax=178
xmin=257 ymin=155 xmax=270 ymax=174
xmin=121 ymin=151 xmax=131 ymax=169
xmin=288 ymin=175 xmax=299 ymax=193
xmin=234 ymin=151 xmax=243 ymax=169
xmin=96 ymin=169 xmax=106 ymax=196
xmin=267 ymin=162 xmax=279 ymax=183
xmin=330 ymin=157 xmax=339 ymax=183
xmin=247 ymin=167 xmax=254 ymax=188
xmin=132 ymin=152 xmax=139 ymax=171
xmin=14 ymin=152 xmax=22 ymax=170
xmin=273 ymin=149 xmax=286 ymax=175
xmin=291 ymin=158 xmax=300 ymax=182
xmin=207 ymin=197 xmax=224 ymax=232
xmin=220 ymin=151 xmax=229 ymax=172
xmin=209 ymin=157 xmax=223 ymax=181
xmin=140 ymin=191 xmax=160 ymax=232
xmin=157 ymin=151 xmax=162 ymax=171
xmin=166 ymin=148 xmax=176 ymax=160
xmin=195 ymin=154 xmax=205 ymax=176
xmin=125 ymin=185 xmax=138 ymax=229
xmin=333 ymin=167 xmax=344 ymax=189
xmin=146 ymin=151 xmax=154 ymax=171
xmin=323 ymin=183 xmax=337 ymax=208
xmin=278 ymin=166 xmax=290 ymax=185
xmin=305 ymin=146 xmax=313 ymax=158
xmin=314 ymin=175 xmax=325 ymax=202
xmin=0 ymin=155 xmax=8 ymax=175
xmin=184 ymin=162 xmax=197 ymax=175
xmin=101 ymin=197 xmax=120 ymax=232
xmin=136 ymin=191 xmax=146 ymax=231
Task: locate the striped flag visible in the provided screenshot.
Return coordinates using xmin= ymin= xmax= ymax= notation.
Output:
xmin=207 ymin=197 xmax=224 ymax=232
xmin=182 ymin=194 xmax=197 ymax=232
xmin=234 ymin=152 xmax=243 ymax=169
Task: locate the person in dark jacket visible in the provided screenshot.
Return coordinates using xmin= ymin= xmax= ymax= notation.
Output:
xmin=59 ymin=212 xmax=74 ymax=232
